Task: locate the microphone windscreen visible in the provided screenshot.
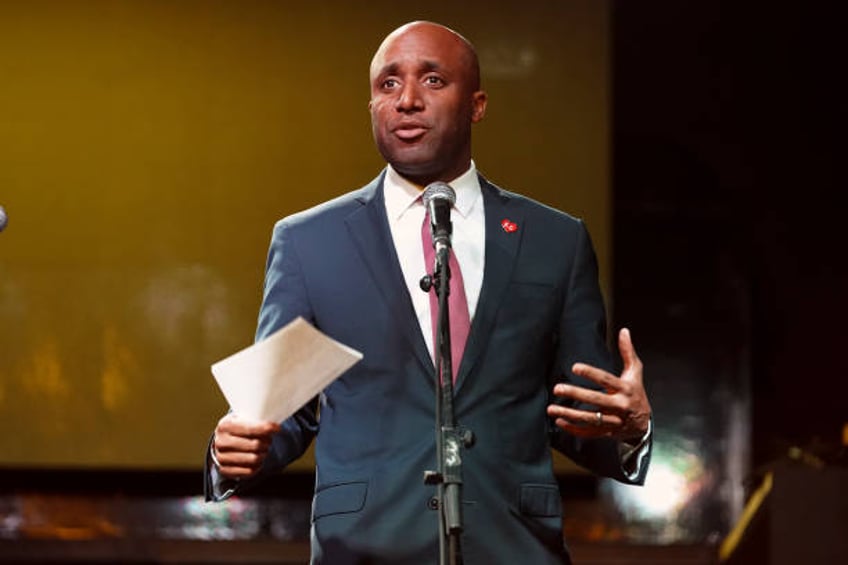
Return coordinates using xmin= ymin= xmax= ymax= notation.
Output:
xmin=422 ymin=182 xmax=456 ymax=208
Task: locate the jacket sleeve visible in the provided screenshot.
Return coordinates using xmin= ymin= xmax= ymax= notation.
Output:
xmin=204 ymin=219 xmax=320 ymax=501
xmin=547 ymin=220 xmax=650 ymax=485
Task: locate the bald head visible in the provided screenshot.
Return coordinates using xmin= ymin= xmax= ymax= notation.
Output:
xmin=370 ymin=21 xmax=481 ymax=91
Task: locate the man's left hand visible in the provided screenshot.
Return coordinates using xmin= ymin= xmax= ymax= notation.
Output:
xmin=546 ymin=328 xmax=651 ymax=442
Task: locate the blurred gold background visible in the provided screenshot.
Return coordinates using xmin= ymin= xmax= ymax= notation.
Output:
xmin=0 ymin=0 xmax=610 ymax=470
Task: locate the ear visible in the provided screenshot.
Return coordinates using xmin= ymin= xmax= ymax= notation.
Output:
xmin=368 ymin=100 xmax=373 ymax=111
xmin=471 ymin=90 xmax=488 ymax=123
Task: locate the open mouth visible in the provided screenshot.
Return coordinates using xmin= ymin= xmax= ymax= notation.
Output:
xmin=394 ymin=125 xmax=428 ymax=141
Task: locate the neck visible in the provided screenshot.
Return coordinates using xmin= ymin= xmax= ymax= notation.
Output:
xmin=391 ymin=160 xmax=473 ymax=190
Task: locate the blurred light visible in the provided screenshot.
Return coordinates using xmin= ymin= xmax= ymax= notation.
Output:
xmin=623 ymin=462 xmax=689 ymax=519
xmin=603 ymin=445 xmax=707 ymax=530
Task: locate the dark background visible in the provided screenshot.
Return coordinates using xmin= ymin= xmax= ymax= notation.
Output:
xmin=614 ymin=1 xmax=845 ymax=469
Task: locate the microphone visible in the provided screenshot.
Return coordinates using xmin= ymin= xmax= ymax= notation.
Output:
xmin=0 ymin=205 xmax=7 ymax=233
xmin=422 ymin=182 xmax=456 ymax=253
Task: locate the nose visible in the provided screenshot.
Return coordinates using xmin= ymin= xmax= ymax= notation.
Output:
xmin=395 ymin=81 xmax=423 ymax=112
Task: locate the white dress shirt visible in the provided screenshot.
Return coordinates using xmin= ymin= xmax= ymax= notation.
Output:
xmin=383 ymin=162 xmax=485 ymax=359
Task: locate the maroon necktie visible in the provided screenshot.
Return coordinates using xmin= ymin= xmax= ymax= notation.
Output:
xmin=422 ymin=211 xmax=471 ymax=383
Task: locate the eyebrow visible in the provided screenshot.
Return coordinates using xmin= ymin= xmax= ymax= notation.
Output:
xmin=376 ymin=59 xmax=444 ymax=78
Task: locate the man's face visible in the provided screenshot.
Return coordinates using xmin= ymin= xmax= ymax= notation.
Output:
xmin=369 ymin=23 xmax=487 ymax=186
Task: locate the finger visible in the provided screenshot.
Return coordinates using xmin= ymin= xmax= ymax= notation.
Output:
xmin=225 ymin=420 xmax=280 ymax=438
xmin=213 ymin=443 xmax=269 ymax=480
xmin=547 ymin=404 xmax=622 ymax=428
xmin=217 ymin=458 xmax=265 ymax=479
xmin=571 ymin=363 xmax=622 ymax=393
xmin=551 ymin=417 xmax=611 ymax=439
xmin=552 ymin=383 xmax=618 ymax=410
xmin=218 ymin=466 xmax=259 ymax=479
xmin=215 ymin=433 xmax=272 ymax=454
xmin=218 ymin=414 xmax=280 ymax=438
xmin=555 ymin=420 xmax=604 ymax=438
xmin=618 ymin=328 xmax=641 ymax=371
xmin=215 ymin=448 xmax=267 ymax=469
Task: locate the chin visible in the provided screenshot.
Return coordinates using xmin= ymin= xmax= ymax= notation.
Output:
xmin=387 ymin=152 xmax=437 ymax=174
xmin=393 ymin=161 xmax=439 ymax=181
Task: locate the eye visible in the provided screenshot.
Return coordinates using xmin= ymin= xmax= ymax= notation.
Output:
xmin=381 ymin=78 xmax=399 ymax=90
xmin=424 ymin=75 xmax=445 ymax=88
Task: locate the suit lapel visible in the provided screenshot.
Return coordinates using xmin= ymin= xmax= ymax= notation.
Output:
xmin=345 ymin=173 xmax=435 ymax=380
xmin=455 ymin=177 xmax=524 ymax=392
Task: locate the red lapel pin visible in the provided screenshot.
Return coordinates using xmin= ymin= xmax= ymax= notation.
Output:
xmin=501 ymin=218 xmax=518 ymax=233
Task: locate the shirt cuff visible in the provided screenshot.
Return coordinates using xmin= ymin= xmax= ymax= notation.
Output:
xmin=618 ymin=419 xmax=652 ymax=480
xmin=207 ymin=440 xmax=239 ymax=501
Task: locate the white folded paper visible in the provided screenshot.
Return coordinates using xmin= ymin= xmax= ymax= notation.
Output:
xmin=211 ymin=317 xmax=363 ymax=422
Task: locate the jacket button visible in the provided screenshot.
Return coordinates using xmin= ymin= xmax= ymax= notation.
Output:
xmin=427 ymin=497 xmax=439 ymax=510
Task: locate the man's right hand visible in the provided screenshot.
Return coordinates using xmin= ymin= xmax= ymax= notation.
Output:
xmin=212 ymin=413 xmax=281 ymax=480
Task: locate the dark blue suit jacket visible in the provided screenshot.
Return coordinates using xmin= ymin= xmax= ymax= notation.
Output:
xmin=207 ymin=172 xmax=649 ymax=564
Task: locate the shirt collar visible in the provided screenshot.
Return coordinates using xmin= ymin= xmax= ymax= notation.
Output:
xmin=383 ymin=161 xmax=482 ymax=221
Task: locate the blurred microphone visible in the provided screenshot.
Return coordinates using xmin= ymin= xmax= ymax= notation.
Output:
xmin=422 ymin=182 xmax=456 ymax=253
xmin=0 ymin=205 xmax=7 ymax=232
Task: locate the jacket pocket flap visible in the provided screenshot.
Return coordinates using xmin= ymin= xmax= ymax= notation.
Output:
xmin=313 ymin=481 xmax=368 ymax=520
xmin=519 ymin=484 xmax=561 ymax=518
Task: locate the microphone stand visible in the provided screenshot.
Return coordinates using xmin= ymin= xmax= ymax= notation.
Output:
xmin=421 ymin=243 xmax=474 ymax=565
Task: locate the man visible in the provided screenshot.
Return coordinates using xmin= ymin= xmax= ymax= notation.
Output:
xmin=206 ymin=21 xmax=651 ymax=564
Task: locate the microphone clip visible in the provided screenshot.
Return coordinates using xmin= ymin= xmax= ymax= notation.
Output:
xmin=419 ymin=257 xmax=451 ymax=296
